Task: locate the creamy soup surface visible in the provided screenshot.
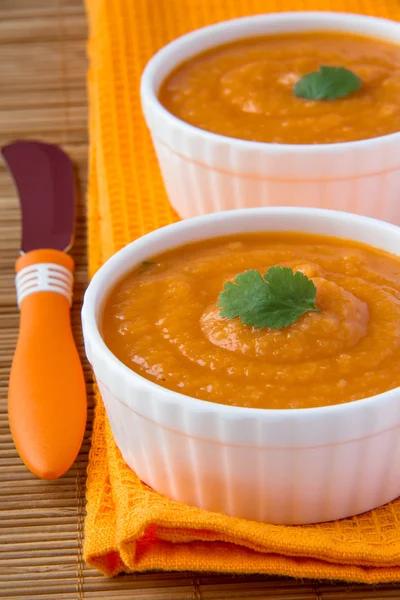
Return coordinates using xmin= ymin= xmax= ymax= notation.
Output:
xmin=102 ymin=232 xmax=400 ymax=409
xmin=159 ymin=32 xmax=400 ymax=144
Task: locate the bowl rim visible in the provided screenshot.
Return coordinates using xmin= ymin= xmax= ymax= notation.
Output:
xmin=140 ymin=10 xmax=400 ymax=153
xmin=82 ymin=206 xmax=400 ymax=421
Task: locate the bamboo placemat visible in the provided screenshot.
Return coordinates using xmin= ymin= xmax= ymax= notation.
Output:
xmin=1 ymin=0 xmax=400 ymax=598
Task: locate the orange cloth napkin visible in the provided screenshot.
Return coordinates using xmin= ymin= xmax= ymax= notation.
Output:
xmin=84 ymin=0 xmax=400 ymax=581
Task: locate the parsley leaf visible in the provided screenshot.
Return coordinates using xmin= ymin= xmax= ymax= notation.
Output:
xmin=217 ymin=266 xmax=319 ymax=330
xmin=293 ymin=66 xmax=361 ymax=101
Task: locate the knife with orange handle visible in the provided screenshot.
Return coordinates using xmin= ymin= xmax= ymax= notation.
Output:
xmin=2 ymin=141 xmax=87 ymax=480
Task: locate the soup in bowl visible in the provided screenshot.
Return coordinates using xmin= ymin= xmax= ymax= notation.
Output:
xmin=82 ymin=208 xmax=400 ymax=524
xmin=141 ymin=12 xmax=400 ymax=222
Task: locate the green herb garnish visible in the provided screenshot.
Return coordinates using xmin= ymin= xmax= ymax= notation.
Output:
xmin=217 ymin=266 xmax=319 ymax=330
xmin=293 ymin=66 xmax=361 ymax=101
xmin=138 ymin=260 xmax=156 ymax=274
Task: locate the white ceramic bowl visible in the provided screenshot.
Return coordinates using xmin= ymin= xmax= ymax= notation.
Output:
xmin=82 ymin=207 xmax=400 ymax=525
xmin=141 ymin=12 xmax=400 ymax=223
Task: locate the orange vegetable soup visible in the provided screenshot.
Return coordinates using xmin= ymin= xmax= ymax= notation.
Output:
xmin=158 ymin=31 xmax=400 ymax=144
xmin=102 ymin=232 xmax=400 ymax=409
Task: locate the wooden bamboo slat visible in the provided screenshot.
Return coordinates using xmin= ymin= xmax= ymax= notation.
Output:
xmin=1 ymin=1 xmax=400 ymax=598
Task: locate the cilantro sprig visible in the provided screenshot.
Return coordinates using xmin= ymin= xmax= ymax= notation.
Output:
xmin=293 ymin=66 xmax=361 ymax=101
xmin=217 ymin=266 xmax=319 ymax=330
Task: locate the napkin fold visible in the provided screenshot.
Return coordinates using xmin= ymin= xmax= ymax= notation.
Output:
xmin=84 ymin=0 xmax=400 ymax=581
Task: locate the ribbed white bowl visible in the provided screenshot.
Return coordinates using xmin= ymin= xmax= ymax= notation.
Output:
xmin=141 ymin=12 xmax=400 ymax=223
xmin=82 ymin=208 xmax=400 ymax=524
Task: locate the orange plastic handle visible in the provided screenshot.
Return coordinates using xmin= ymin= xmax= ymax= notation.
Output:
xmin=8 ymin=249 xmax=87 ymax=479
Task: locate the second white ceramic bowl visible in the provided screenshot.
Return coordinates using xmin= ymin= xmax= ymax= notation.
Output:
xmin=82 ymin=208 xmax=400 ymax=525
xmin=141 ymin=12 xmax=400 ymax=223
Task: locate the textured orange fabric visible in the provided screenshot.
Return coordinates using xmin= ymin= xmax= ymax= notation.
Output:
xmin=84 ymin=0 xmax=400 ymax=581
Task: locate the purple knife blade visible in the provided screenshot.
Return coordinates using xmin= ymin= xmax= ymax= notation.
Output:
xmin=1 ymin=141 xmax=75 ymax=253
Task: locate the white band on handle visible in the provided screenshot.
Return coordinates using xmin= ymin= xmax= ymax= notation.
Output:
xmin=16 ymin=263 xmax=73 ymax=307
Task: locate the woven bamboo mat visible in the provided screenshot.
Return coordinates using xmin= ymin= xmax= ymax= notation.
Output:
xmin=2 ymin=0 xmax=400 ymax=598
